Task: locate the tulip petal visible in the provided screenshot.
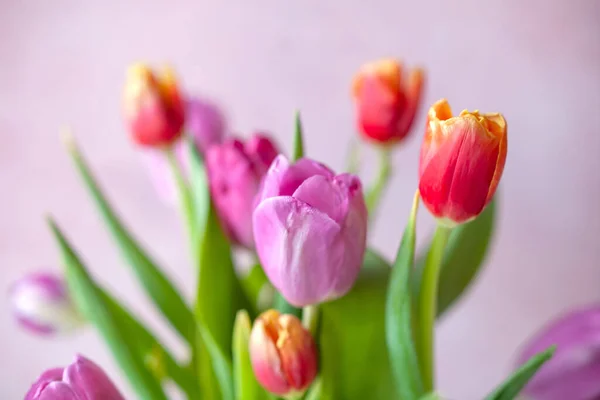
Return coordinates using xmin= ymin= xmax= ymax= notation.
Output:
xmin=253 ymin=197 xmax=343 ymax=306
xmin=64 ymin=355 xmax=125 ymax=400
xmin=292 ymin=175 xmax=348 ymax=223
xmin=25 ymin=368 xmax=64 ymax=400
xmin=37 ymin=382 xmax=80 ymax=400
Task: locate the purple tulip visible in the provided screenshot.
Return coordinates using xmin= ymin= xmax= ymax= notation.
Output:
xmin=516 ymin=304 xmax=600 ymax=400
xmin=145 ymin=97 xmax=226 ymax=205
xmin=252 ymin=155 xmax=368 ymax=306
xmin=25 ymin=355 xmax=125 ymax=400
xmin=9 ymin=272 xmax=83 ymax=336
xmin=206 ymin=134 xmax=279 ymax=248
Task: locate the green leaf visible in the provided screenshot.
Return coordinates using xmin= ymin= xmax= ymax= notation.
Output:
xmin=274 ymin=293 xmax=302 ymax=318
xmin=64 ymin=137 xmax=195 ymax=344
xmin=319 ymin=258 xmax=395 ymax=400
xmin=484 ymin=346 xmax=555 ymax=400
xmin=239 ymin=264 xmax=273 ymax=313
xmin=233 ymin=310 xmax=271 ymax=400
xmin=414 ymin=197 xmax=497 ymax=318
xmin=48 ymin=218 xmax=168 ymax=400
xmin=198 ymin=323 xmax=235 ymax=400
xmin=292 ymin=110 xmax=305 ymax=161
xmin=385 ymin=193 xmax=425 ymax=399
xmin=305 ymin=377 xmax=323 ymax=400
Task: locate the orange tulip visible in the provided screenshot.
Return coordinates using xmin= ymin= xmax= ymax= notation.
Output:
xmin=123 ymin=64 xmax=185 ymax=148
xmin=418 ymin=99 xmax=507 ymax=226
xmin=352 ymin=59 xmax=424 ymax=145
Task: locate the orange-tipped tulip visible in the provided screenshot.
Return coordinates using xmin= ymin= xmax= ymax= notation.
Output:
xmin=123 ymin=64 xmax=186 ymax=148
xmin=352 ymin=59 xmax=424 ymax=145
xmin=249 ymin=310 xmax=318 ymax=396
xmin=418 ymin=99 xmax=507 ymax=226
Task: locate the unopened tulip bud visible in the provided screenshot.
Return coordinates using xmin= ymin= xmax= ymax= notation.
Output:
xmin=123 ymin=64 xmax=186 ymax=147
xmin=253 ymin=155 xmax=367 ymax=306
xmin=352 ymin=58 xmax=424 ymax=145
xmin=249 ymin=310 xmax=318 ymax=396
xmin=25 ymin=355 xmax=125 ymax=400
xmin=516 ymin=305 xmax=600 ymax=400
xmin=206 ymin=133 xmax=279 ymax=248
xmin=418 ymin=99 xmax=507 ymax=226
xmin=9 ymin=272 xmax=84 ymax=336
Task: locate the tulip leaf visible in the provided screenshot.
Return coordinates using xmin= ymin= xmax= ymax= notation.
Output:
xmin=239 ymin=263 xmax=273 ymax=313
xmin=292 ymin=110 xmax=305 ymax=161
xmin=188 ymin=140 xmax=250 ymax=398
xmin=64 ymin=137 xmax=196 ymax=344
xmin=233 ymin=310 xmax=272 ymax=400
xmin=198 ymin=323 xmax=235 ymax=400
xmin=385 ymin=193 xmax=425 ymax=399
xmin=319 ymin=259 xmax=396 ymax=400
xmin=48 ymin=218 xmax=168 ymax=400
xmin=414 ymin=197 xmax=497 ymax=318
xmin=484 ymin=346 xmax=555 ymax=400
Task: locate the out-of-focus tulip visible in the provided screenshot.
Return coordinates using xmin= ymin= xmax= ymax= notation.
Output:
xmin=25 ymin=355 xmax=125 ymax=400
xmin=9 ymin=272 xmax=83 ymax=336
xmin=144 ymin=97 xmax=226 ymax=205
xmin=206 ymin=134 xmax=280 ymax=248
xmin=123 ymin=64 xmax=186 ymax=147
xmin=249 ymin=310 xmax=318 ymax=396
xmin=253 ymin=155 xmax=367 ymax=306
xmin=516 ymin=305 xmax=600 ymax=400
xmin=418 ymin=99 xmax=507 ymax=226
xmin=352 ymin=58 xmax=424 ymax=145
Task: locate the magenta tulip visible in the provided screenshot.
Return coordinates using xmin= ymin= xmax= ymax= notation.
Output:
xmin=9 ymin=272 xmax=83 ymax=336
xmin=253 ymin=155 xmax=368 ymax=306
xmin=206 ymin=134 xmax=280 ymax=248
xmin=516 ymin=304 xmax=600 ymax=400
xmin=25 ymin=355 xmax=125 ymax=400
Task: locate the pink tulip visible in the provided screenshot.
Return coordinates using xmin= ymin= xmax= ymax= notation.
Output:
xmin=25 ymin=355 xmax=125 ymax=400
xmin=253 ymin=155 xmax=368 ymax=306
xmin=516 ymin=304 xmax=600 ymax=400
xmin=206 ymin=134 xmax=280 ymax=248
xmin=9 ymin=272 xmax=83 ymax=336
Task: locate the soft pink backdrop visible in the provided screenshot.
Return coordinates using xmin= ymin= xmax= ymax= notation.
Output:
xmin=1 ymin=1 xmax=599 ymax=398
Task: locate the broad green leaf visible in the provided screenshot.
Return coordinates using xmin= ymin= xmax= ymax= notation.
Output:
xmin=198 ymin=323 xmax=235 ymax=400
xmin=484 ymin=346 xmax=555 ymax=400
xmin=101 ymin=292 xmax=200 ymax=398
xmin=305 ymin=377 xmax=323 ymax=400
xmin=385 ymin=193 xmax=425 ymax=399
xmin=233 ymin=310 xmax=271 ymax=400
xmin=65 ymin=138 xmax=195 ymax=344
xmin=239 ymin=264 xmax=273 ymax=313
xmin=292 ymin=110 xmax=305 ymax=161
xmin=48 ymin=219 xmax=167 ymax=400
xmin=319 ymin=259 xmax=395 ymax=400
xmin=414 ymin=197 xmax=497 ymax=318
xmin=363 ymin=247 xmax=392 ymax=271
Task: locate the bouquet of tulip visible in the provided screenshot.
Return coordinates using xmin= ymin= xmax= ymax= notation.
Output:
xmin=16 ymin=60 xmax=560 ymax=400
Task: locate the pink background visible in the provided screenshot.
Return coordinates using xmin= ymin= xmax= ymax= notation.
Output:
xmin=1 ymin=1 xmax=599 ymax=398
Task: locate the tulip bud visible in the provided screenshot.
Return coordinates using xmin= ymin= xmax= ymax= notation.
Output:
xmin=418 ymin=99 xmax=507 ymax=226
xmin=253 ymin=155 xmax=367 ymax=306
xmin=352 ymin=58 xmax=424 ymax=145
xmin=25 ymin=354 xmax=125 ymax=400
xmin=249 ymin=310 xmax=318 ymax=396
xmin=123 ymin=64 xmax=186 ymax=148
xmin=9 ymin=272 xmax=84 ymax=336
xmin=206 ymin=133 xmax=280 ymax=248
xmin=516 ymin=305 xmax=600 ymax=400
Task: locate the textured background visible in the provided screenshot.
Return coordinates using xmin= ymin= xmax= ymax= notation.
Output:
xmin=1 ymin=1 xmax=599 ymax=398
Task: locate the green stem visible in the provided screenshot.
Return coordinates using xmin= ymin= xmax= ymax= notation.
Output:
xmin=302 ymin=304 xmax=320 ymax=336
xmin=365 ymin=147 xmax=392 ymax=219
xmin=416 ymin=224 xmax=452 ymax=391
xmin=165 ymin=148 xmax=195 ymax=241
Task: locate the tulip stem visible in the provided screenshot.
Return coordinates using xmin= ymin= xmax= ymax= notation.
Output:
xmin=302 ymin=304 xmax=320 ymax=336
xmin=416 ymin=224 xmax=452 ymax=391
xmin=365 ymin=147 xmax=392 ymax=220
xmin=165 ymin=148 xmax=195 ymax=242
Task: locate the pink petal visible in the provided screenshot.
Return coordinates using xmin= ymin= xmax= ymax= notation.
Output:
xmin=253 ymin=196 xmax=344 ymax=306
xmin=279 ymin=158 xmax=334 ymax=196
xmin=37 ymin=382 xmax=80 ymax=400
xmin=63 ymin=355 xmax=125 ymax=400
xmin=257 ymin=155 xmax=291 ymax=203
xmin=25 ymin=368 xmax=64 ymax=400
xmin=292 ymin=175 xmax=347 ymax=224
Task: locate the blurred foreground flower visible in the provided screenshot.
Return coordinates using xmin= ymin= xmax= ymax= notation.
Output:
xmin=25 ymin=355 xmax=125 ymax=400
xmin=253 ymin=155 xmax=367 ymax=306
xmin=145 ymin=97 xmax=226 ymax=204
xmin=352 ymin=58 xmax=424 ymax=145
xmin=123 ymin=64 xmax=186 ymax=147
xmin=516 ymin=305 xmax=600 ymax=400
xmin=206 ymin=133 xmax=279 ymax=248
xmin=418 ymin=99 xmax=507 ymax=226
xmin=249 ymin=310 xmax=318 ymax=396
xmin=10 ymin=272 xmax=83 ymax=336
